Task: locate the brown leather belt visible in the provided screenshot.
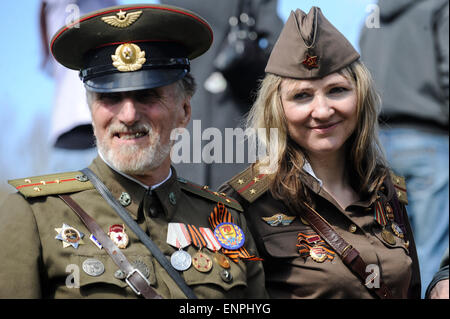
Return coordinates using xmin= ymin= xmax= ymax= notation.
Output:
xmin=302 ymin=201 xmax=393 ymax=299
xmin=59 ymin=194 xmax=162 ymax=299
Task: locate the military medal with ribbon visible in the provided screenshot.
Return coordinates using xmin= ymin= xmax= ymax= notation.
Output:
xmin=209 ymin=202 xmax=263 ymax=263
xmin=200 ymin=227 xmax=230 ymax=269
xmin=186 ymin=224 xmax=213 ymax=272
xmin=297 ymin=232 xmax=334 ymax=263
xmin=166 ymin=223 xmax=192 ymax=271
xmin=108 ymin=224 xmax=129 ymax=249
xmin=374 ymin=199 xmax=400 ymax=245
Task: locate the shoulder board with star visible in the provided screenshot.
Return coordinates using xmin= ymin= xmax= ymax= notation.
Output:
xmin=228 ymin=165 xmax=270 ymax=203
xmin=389 ymin=170 xmax=408 ymax=205
xmin=177 ymin=177 xmax=243 ymax=212
xmin=8 ymin=171 xmax=94 ymax=198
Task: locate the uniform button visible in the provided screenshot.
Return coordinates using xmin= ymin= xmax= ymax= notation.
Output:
xmin=220 ymin=269 xmax=233 ymax=283
xmin=349 ymin=224 xmax=357 ymax=233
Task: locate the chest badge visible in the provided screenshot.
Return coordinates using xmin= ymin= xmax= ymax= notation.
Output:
xmin=55 ymin=224 xmax=85 ymax=249
xmin=262 ymin=213 xmax=296 ymax=226
xmin=108 ymin=224 xmax=129 ymax=249
xmin=214 ymin=222 xmax=245 ymax=250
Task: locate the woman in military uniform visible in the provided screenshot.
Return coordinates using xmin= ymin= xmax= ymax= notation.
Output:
xmin=220 ymin=7 xmax=421 ymax=298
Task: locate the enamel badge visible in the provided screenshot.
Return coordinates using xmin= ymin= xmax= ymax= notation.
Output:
xmin=213 ymin=222 xmax=245 ymax=250
xmin=108 ymin=224 xmax=129 ymax=249
xmin=262 ymin=213 xmax=295 ymax=227
xmin=55 ymin=224 xmax=85 ymax=249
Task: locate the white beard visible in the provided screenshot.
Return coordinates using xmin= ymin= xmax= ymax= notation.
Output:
xmin=95 ymin=122 xmax=172 ymax=175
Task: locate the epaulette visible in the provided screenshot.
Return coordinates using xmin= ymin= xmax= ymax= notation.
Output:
xmin=228 ymin=166 xmax=270 ymax=203
xmin=390 ymin=171 xmax=408 ymax=205
xmin=8 ymin=171 xmax=94 ymax=199
xmin=177 ymin=177 xmax=243 ymax=212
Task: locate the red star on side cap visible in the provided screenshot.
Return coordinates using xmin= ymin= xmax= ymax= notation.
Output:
xmin=302 ymin=54 xmax=319 ymax=69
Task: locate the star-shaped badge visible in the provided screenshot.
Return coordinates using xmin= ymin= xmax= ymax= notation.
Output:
xmin=55 ymin=224 xmax=85 ymax=249
xmin=301 ymin=54 xmax=319 ymax=69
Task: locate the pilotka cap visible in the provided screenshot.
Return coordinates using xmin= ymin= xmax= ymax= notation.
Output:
xmin=50 ymin=4 xmax=213 ymax=92
xmin=265 ymin=7 xmax=360 ymax=79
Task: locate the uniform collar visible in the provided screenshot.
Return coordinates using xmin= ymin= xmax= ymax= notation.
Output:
xmin=89 ymin=155 xmax=181 ymax=221
xmin=299 ymin=162 xmax=389 ymax=211
xmin=98 ymin=150 xmax=172 ymax=190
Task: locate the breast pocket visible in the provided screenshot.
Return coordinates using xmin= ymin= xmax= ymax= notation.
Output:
xmin=182 ymin=250 xmax=248 ymax=298
xmin=262 ymin=231 xmax=300 ymax=258
xmin=70 ymin=254 xmax=156 ymax=298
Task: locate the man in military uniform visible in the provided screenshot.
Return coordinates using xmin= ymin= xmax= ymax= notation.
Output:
xmin=0 ymin=4 xmax=265 ymax=299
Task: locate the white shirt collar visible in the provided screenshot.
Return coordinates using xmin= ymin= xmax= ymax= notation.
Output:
xmin=302 ymin=159 xmax=323 ymax=187
xmin=98 ymin=151 xmax=172 ymax=190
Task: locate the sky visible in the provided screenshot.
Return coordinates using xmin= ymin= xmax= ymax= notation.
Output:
xmin=0 ymin=0 xmax=375 ymax=191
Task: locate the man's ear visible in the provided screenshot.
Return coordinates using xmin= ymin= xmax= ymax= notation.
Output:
xmin=178 ymin=97 xmax=191 ymax=128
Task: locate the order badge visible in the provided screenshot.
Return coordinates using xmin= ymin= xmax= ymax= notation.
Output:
xmin=213 ymin=222 xmax=245 ymax=250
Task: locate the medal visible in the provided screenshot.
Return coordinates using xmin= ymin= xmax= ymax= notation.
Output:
xmin=166 ymin=223 xmax=192 ymax=271
xmin=171 ymin=249 xmax=192 ymax=271
xmin=213 ymin=222 xmax=245 ymax=250
xmin=82 ymin=258 xmax=105 ymax=277
xmin=192 ymin=251 xmax=213 ymax=272
xmin=108 ymin=224 xmax=129 ymax=249
xmin=55 ymin=223 xmax=85 ymax=249
xmin=186 ymin=224 xmax=213 ymax=272
xmin=391 ymin=222 xmax=404 ymax=239
xmin=209 ymin=202 xmax=262 ymax=263
xmin=381 ymin=227 xmax=396 ymax=245
xmin=297 ymin=232 xmax=335 ymax=262
xmin=310 ymin=246 xmax=327 ymax=263
xmin=199 ymin=227 xmax=230 ymax=269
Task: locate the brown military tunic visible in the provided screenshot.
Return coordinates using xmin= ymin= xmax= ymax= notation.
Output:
xmin=0 ymin=157 xmax=266 ymax=298
xmin=220 ymin=166 xmax=421 ymax=298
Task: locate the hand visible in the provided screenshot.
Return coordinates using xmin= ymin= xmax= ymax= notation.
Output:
xmin=429 ymin=279 xmax=449 ymax=299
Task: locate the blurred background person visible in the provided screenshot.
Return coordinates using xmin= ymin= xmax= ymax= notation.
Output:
xmin=39 ymin=0 xmax=118 ymax=173
xmin=162 ymin=0 xmax=283 ymax=189
xmin=359 ymin=0 xmax=449 ymax=297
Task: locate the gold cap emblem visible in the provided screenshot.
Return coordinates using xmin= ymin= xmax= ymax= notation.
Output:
xmin=111 ymin=43 xmax=146 ymax=72
xmin=101 ymin=10 xmax=142 ymax=28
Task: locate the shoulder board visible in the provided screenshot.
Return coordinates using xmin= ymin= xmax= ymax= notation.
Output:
xmin=390 ymin=170 xmax=408 ymax=205
xmin=8 ymin=171 xmax=94 ymax=198
xmin=177 ymin=177 xmax=243 ymax=212
xmin=228 ymin=165 xmax=270 ymax=203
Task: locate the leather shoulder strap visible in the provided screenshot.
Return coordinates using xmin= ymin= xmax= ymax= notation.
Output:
xmin=59 ymin=194 xmax=161 ymax=299
xmin=80 ymin=168 xmax=197 ymax=299
xmin=301 ymin=202 xmax=393 ymax=299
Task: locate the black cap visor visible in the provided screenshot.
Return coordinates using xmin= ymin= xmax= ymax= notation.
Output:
xmin=83 ymin=67 xmax=188 ymax=92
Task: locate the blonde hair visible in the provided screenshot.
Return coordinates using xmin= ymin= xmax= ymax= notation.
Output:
xmin=247 ymin=60 xmax=387 ymax=207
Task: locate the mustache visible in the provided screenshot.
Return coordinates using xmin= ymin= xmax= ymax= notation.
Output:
xmin=107 ymin=122 xmax=152 ymax=137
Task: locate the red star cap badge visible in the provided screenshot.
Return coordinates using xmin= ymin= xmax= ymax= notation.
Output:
xmin=301 ymin=54 xmax=319 ymax=69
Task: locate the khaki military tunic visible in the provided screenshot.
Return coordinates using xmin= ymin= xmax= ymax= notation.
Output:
xmin=0 ymin=157 xmax=266 ymax=299
xmin=220 ymin=166 xmax=421 ymax=299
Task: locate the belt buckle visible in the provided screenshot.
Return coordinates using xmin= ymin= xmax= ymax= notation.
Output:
xmin=125 ymin=268 xmax=151 ymax=296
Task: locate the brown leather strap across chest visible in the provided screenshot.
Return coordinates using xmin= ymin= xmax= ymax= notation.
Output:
xmin=301 ymin=202 xmax=393 ymax=299
xmin=59 ymin=194 xmax=162 ymax=299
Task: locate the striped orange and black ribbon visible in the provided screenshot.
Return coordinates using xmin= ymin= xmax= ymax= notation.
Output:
xmin=209 ymin=202 xmax=263 ymax=263
xmin=186 ymin=224 xmax=207 ymax=249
